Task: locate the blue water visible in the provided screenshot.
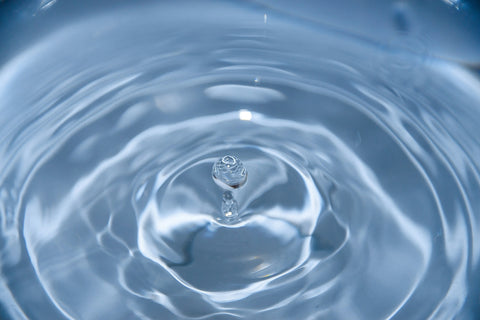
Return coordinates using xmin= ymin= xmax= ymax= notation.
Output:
xmin=1 ymin=1 xmax=480 ymax=319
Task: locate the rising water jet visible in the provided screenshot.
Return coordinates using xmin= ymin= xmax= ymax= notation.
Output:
xmin=212 ymin=155 xmax=247 ymax=222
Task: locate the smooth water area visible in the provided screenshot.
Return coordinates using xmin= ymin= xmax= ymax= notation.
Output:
xmin=1 ymin=1 xmax=480 ymax=319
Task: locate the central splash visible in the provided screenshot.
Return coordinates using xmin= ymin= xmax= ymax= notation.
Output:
xmin=212 ymin=155 xmax=247 ymax=223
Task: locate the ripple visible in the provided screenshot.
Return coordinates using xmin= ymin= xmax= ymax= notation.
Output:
xmin=205 ymin=85 xmax=285 ymax=103
xmin=1 ymin=1 xmax=480 ymax=320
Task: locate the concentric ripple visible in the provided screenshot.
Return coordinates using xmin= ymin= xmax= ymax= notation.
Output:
xmin=1 ymin=2 xmax=480 ymax=320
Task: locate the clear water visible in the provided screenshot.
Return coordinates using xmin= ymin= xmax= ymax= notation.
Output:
xmin=1 ymin=1 xmax=480 ymax=319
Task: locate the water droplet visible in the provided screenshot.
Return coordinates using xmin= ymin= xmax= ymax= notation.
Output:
xmin=264 ymin=13 xmax=268 ymax=24
xmin=212 ymin=155 xmax=247 ymax=190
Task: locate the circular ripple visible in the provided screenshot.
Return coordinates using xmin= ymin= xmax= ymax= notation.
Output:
xmin=0 ymin=2 xmax=479 ymax=320
xmin=136 ymin=143 xmax=322 ymax=294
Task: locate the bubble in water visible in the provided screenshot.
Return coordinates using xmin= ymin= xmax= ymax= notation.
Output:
xmin=212 ymin=155 xmax=247 ymax=190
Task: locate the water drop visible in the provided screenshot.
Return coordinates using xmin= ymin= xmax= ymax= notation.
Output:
xmin=212 ymin=155 xmax=247 ymax=190
xmin=212 ymin=155 xmax=247 ymax=223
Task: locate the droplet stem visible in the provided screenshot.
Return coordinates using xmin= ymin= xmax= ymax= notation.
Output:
xmin=221 ymin=191 xmax=238 ymax=222
xmin=212 ymin=155 xmax=247 ymax=223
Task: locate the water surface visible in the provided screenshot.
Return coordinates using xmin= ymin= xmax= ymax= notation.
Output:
xmin=1 ymin=1 xmax=480 ymax=319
